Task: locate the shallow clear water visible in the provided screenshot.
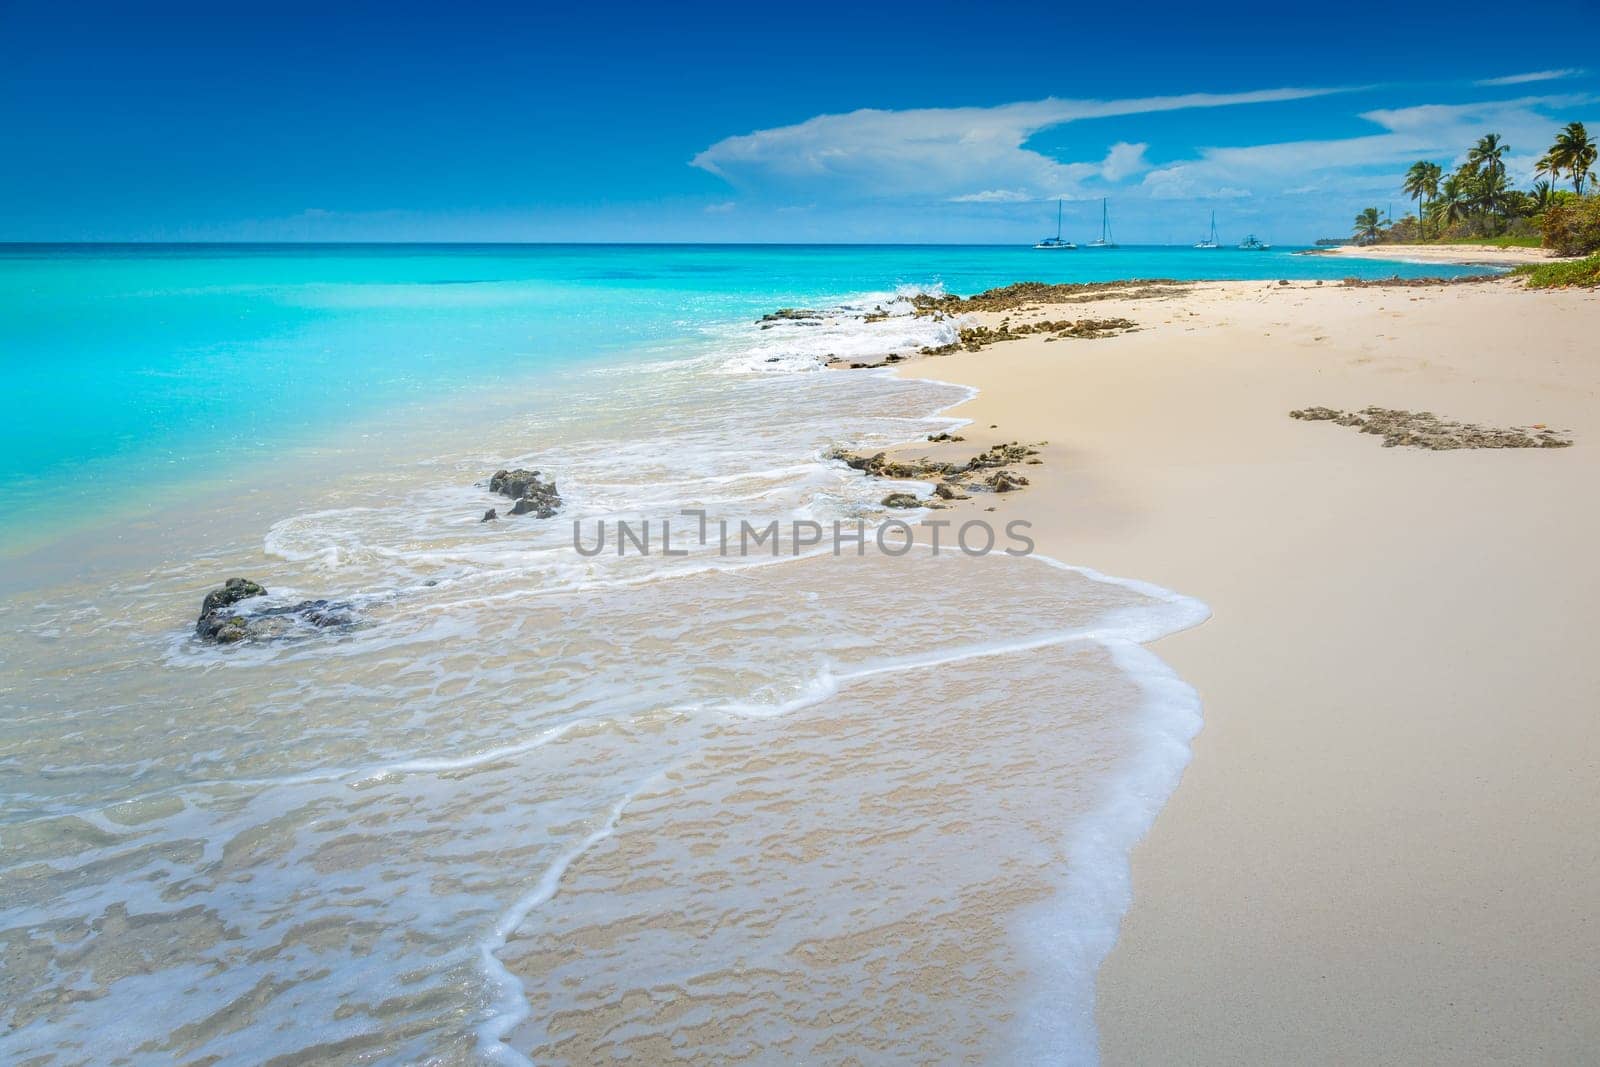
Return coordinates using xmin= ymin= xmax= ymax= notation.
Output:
xmin=0 ymin=244 xmax=1416 ymax=1063
xmin=0 ymin=243 xmax=1481 ymax=549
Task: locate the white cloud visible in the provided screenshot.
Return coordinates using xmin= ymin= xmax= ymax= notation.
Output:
xmin=1140 ymin=166 xmax=1251 ymax=199
xmin=1100 ymin=141 xmax=1150 ymax=181
xmin=948 ymin=189 xmax=1035 ymax=203
xmin=1475 ymin=69 xmax=1586 ymax=87
xmin=691 ymin=87 xmax=1345 ymax=202
xmin=1140 ymin=94 xmax=1593 ymax=202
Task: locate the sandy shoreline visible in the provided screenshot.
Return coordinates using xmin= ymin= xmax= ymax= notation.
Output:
xmin=892 ymin=277 xmax=1600 ymax=1060
xmin=1307 ymin=242 xmax=1571 ymax=266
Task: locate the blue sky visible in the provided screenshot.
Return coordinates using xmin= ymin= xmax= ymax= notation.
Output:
xmin=2 ymin=1 xmax=1596 ymax=243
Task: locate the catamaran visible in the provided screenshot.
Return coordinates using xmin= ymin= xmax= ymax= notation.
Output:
xmin=1086 ymin=198 xmax=1117 ymax=248
xmin=1238 ymin=234 xmax=1271 ymax=251
xmin=1195 ymin=211 xmax=1220 ymax=249
xmin=1033 ymin=199 xmax=1076 ymax=249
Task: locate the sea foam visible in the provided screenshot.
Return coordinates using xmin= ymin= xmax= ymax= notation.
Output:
xmin=1 ymin=286 xmax=1205 ymax=1066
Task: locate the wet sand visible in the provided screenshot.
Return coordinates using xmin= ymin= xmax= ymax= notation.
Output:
xmin=896 ymin=277 xmax=1600 ymax=1061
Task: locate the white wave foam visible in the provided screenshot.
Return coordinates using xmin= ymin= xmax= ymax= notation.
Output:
xmin=475 ymin=777 xmax=664 ymax=1065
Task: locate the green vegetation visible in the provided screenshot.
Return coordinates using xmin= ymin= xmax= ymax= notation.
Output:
xmin=1540 ymin=122 xmax=1598 ymax=197
xmin=1512 ymin=253 xmax=1600 ymax=289
xmin=1540 ymin=196 xmax=1600 ymax=256
xmin=1413 ymin=235 xmax=1544 ymax=248
xmin=1352 ymin=207 xmax=1385 ymax=243
xmin=1354 ymin=122 xmax=1597 ymax=250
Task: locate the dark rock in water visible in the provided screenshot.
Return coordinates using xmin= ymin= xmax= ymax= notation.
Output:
xmin=481 ymin=508 xmax=498 ymax=522
xmin=277 ymin=599 xmax=351 ymax=629
xmin=196 ymin=580 xmax=358 ymax=645
xmin=489 ymin=468 xmax=563 ymax=518
xmin=196 ymin=602 xmax=252 ymax=643
xmin=757 ymin=308 xmax=822 ymax=325
xmin=509 ymin=496 xmax=557 ymax=518
xmin=927 ymin=432 xmax=965 ymax=443
xmin=196 ymin=579 xmax=268 ymax=643
xmin=197 ymin=613 xmax=252 ymax=644
xmin=489 ymin=468 xmax=542 ymax=498
xmin=200 ymin=577 xmax=265 ymax=617
xmin=881 ymin=492 xmax=921 ymax=509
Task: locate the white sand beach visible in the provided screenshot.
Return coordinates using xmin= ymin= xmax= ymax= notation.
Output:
xmin=1310 ymin=243 xmax=1573 ymax=266
xmin=894 ymin=277 xmax=1600 ymax=1062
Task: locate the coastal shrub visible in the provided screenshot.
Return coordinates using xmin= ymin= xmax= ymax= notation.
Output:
xmin=1385 ymin=216 xmax=1422 ymax=242
xmin=1515 ymin=253 xmax=1600 ymax=289
xmin=1541 ymin=197 xmax=1600 ymax=256
xmin=1501 ymin=216 xmax=1542 ymax=241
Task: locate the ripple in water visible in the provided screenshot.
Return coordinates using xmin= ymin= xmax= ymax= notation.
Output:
xmin=0 ymin=292 xmax=1205 ymax=1065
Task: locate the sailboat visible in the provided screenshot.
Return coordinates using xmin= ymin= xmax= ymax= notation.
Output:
xmin=1238 ymin=234 xmax=1272 ymax=251
xmin=1086 ymin=198 xmax=1117 ymax=248
xmin=1194 ymin=211 xmax=1220 ymax=249
xmin=1033 ymin=199 xmax=1076 ymax=249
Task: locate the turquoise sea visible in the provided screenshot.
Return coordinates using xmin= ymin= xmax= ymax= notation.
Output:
xmin=0 ymin=244 xmax=1481 ymax=549
xmin=0 ymin=244 xmax=1480 ymax=1065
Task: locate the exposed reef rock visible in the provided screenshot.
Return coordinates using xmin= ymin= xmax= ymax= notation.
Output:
xmin=912 ymin=280 xmax=1190 ymax=314
xmin=195 ymin=579 xmax=358 ymax=645
xmin=1290 ymin=406 xmax=1572 ymax=449
xmin=829 ymin=439 xmax=1043 ymax=505
xmin=200 ymin=577 xmax=264 ymax=617
xmin=757 ymin=308 xmax=823 ymax=328
xmin=1337 ymin=274 xmax=1501 ymax=289
xmin=481 ymin=508 xmax=498 ymax=522
xmin=921 ymin=317 xmax=1139 ymax=354
xmin=489 ymin=468 xmax=563 ymax=519
xmin=985 ymin=471 xmax=1029 ymax=493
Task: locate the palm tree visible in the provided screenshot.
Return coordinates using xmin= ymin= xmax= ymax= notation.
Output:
xmin=1466 ymin=133 xmax=1509 ymax=187
xmin=1531 ymin=180 xmax=1557 ymax=212
xmin=1352 ymin=207 xmax=1386 ymax=244
xmin=1471 ymin=167 xmax=1509 ymax=217
xmin=1402 ymin=161 xmax=1443 ymax=235
xmin=1535 ymin=151 xmax=1563 ymax=191
xmin=1430 ymin=173 xmax=1471 ymax=229
xmin=1547 ymin=122 xmax=1596 ymax=195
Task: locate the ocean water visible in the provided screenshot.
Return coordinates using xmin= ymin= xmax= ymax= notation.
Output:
xmin=0 ymin=245 xmax=1472 ymax=1064
xmin=0 ymin=243 xmax=1483 ymax=552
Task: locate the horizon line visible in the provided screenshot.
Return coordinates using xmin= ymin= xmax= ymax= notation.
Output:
xmin=0 ymin=240 xmax=1321 ymax=248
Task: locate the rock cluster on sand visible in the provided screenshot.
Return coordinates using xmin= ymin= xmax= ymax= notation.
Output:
xmin=489 ymin=468 xmax=563 ymax=518
xmin=911 ymin=279 xmax=1189 ymax=314
xmin=1290 ymin=406 xmax=1573 ymax=449
xmin=829 ymin=440 xmax=1042 ymax=506
xmin=195 ymin=578 xmax=356 ymax=644
xmin=1337 ymin=274 xmax=1501 ymax=289
xmin=985 ymin=471 xmax=1030 ymax=492
xmin=921 ymin=317 xmax=1138 ymax=354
